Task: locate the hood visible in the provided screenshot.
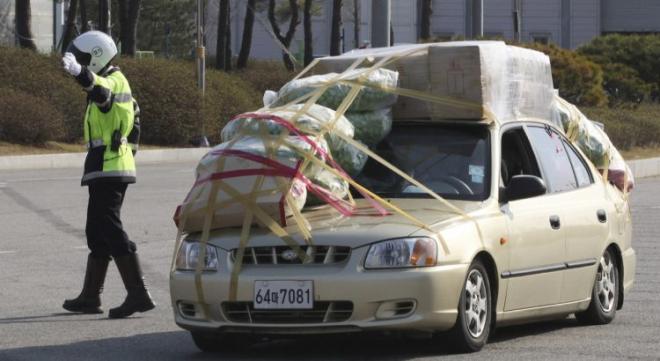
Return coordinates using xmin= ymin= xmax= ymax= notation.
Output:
xmin=201 ymin=199 xmax=482 ymax=250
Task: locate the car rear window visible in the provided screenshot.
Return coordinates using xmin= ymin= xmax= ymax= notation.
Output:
xmin=355 ymin=123 xmax=491 ymax=201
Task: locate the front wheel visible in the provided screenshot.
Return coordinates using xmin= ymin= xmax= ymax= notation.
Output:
xmin=447 ymin=260 xmax=492 ymax=353
xmin=576 ymin=248 xmax=619 ymax=325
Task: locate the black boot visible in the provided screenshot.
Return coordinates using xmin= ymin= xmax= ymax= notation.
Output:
xmin=108 ymin=253 xmax=156 ymax=319
xmin=63 ymin=254 xmax=110 ymax=314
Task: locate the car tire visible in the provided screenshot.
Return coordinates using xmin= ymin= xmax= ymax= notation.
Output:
xmin=576 ymin=248 xmax=619 ymax=325
xmin=190 ymin=331 xmax=254 ymax=353
xmin=447 ymin=259 xmax=492 ymax=353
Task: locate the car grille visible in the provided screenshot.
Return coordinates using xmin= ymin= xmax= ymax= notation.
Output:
xmin=231 ymin=246 xmax=351 ymax=265
xmin=222 ymin=301 xmax=353 ymax=324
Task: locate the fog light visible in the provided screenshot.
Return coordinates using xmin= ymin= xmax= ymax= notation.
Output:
xmin=177 ymin=301 xmax=198 ymax=319
xmin=375 ymin=299 xmax=416 ymax=319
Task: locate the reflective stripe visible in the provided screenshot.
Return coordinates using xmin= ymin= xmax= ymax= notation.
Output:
xmin=114 ymin=93 xmax=133 ymax=103
xmin=88 ymin=139 xmax=105 ymax=148
xmin=82 ymin=170 xmax=137 ymax=183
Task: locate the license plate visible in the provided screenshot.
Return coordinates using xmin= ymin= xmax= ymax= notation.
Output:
xmin=253 ymin=280 xmax=314 ymax=309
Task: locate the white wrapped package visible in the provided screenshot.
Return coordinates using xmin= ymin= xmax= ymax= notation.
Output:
xmin=275 ymin=68 xmax=399 ymax=112
xmin=314 ymin=41 xmax=555 ymax=122
xmin=174 ymin=137 xmax=310 ymax=232
xmin=222 ymin=104 xmax=366 ymax=176
xmin=551 ymin=95 xmax=634 ymax=192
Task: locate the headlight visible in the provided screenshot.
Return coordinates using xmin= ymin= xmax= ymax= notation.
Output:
xmin=175 ymin=240 xmax=219 ymax=272
xmin=364 ymin=237 xmax=437 ymax=269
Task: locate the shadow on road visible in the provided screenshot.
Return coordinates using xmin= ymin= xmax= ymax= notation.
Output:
xmin=0 ymin=318 xmax=582 ymax=361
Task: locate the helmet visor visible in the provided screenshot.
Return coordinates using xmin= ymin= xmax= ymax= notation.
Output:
xmin=66 ymin=43 xmax=91 ymax=67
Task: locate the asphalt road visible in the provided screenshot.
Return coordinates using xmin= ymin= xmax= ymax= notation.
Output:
xmin=1 ymin=162 xmax=658 ymax=361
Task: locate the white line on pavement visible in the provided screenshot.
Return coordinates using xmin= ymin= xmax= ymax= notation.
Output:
xmin=0 ymin=250 xmax=18 ymax=255
xmin=0 ymin=182 xmax=6 ymax=188
xmin=72 ymin=246 xmax=88 ymax=250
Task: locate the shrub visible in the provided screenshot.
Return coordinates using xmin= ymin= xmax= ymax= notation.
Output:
xmin=0 ymin=46 xmax=266 ymax=146
xmin=582 ymin=104 xmax=660 ymax=150
xmin=0 ymin=88 xmax=65 ymax=144
xmin=0 ymin=46 xmax=86 ymax=141
xmin=235 ymin=60 xmax=294 ymax=95
xmin=521 ymin=42 xmax=607 ymax=107
xmin=578 ymin=34 xmax=660 ymax=100
xmin=116 ymin=57 xmax=261 ymax=145
xmin=601 ymin=63 xmax=652 ymax=107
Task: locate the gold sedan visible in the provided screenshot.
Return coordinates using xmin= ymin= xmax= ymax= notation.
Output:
xmin=170 ymin=119 xmax=635 ymax=353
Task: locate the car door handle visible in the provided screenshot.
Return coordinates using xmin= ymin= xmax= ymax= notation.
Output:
xmin=549 ymin=215 xmax=561 ymax=230
xmin=597 ymin=209 xmax=607 ymax=223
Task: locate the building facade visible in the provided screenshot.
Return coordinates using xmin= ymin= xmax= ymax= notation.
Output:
xmin=2 ymin=1 xmax=659 ymax=57
xmin=0 ymin=0 xmax=65 ymax=53
xmin=210 ymin=0 xmax=660 ymax=60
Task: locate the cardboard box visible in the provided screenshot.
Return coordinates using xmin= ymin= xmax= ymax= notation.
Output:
xmin=314 ymin=41 xmax=555 ymax=122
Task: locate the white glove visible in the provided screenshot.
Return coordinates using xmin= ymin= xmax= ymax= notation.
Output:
xmin=62 ymin=52 xmax=82 ymax=76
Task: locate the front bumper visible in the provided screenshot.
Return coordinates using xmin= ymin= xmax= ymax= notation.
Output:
xmin=170 ymin=247 xmax=468 ymax=334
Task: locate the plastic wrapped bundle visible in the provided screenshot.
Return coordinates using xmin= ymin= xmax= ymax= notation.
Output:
xmin=306 ymin=169 xmax=350 ymax=206
xmin=223 ymin=104 xmax=367 ymax=178
xmin=345 ymin=108 xmax=393 ymax=147
xmin=552 ymin=96 xmax=634 ymax=192
xmin=275 ymin=68 xmax=399 ymax=112
xmin=330 ymin=138 xmax=368 ymax=176
xmin=174 ymin=136 xmax=311 ymax=232
xmin=222 ymin=104 xmax=354 ymax=147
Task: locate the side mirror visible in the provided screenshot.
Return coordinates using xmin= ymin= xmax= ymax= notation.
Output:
xmin=503 ymin=175 xmax=547 ymax=202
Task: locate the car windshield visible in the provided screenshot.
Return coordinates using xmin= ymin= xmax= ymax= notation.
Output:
xmin=354 ymin=123 xmax=491 ymax=201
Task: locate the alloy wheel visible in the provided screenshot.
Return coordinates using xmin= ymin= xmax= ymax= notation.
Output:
xmin=464 ymin=269 xmax=488 ymax=338
xmin=597 ymin=253 xmax=616 ymax=313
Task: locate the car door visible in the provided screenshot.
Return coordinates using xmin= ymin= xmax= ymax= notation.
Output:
xmin=523 ymin=125 xmax=610 ymax=305
xmin=500 ymin=126 xmax=567 ymax=311
xmin=556 ymin=137 xmax=609 ymax=303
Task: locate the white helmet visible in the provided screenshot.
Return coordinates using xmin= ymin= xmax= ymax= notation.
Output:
xmin=67 ymin=31 xmax=118 ymax=74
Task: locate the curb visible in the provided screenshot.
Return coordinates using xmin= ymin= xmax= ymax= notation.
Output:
xmin=0 ymin=150 xmax=659 ymax=179
xmin=628 ymin=157 xmax=660 ymax=179
xmin=0 ymin=148 xmax=210 ymax=171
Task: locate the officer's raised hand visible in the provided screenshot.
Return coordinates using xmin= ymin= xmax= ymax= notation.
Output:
xmin=62 ymin=52 xmax=82 ymax=76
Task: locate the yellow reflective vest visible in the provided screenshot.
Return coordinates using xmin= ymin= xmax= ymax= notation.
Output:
xmin=81 ymin=68 xmax=136 ymax=185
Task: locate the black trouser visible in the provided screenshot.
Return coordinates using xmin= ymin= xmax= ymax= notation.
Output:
xmin=86 ymin=183 xmax=136 ymax=258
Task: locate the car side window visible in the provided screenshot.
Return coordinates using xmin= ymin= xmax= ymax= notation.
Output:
xmin=500 ymin=127 xmax=542 ymax=187
xmin=562 ymin=139 xmax=593 ymax=188
xmin=526 ymin=126 xmax=577 ymax=193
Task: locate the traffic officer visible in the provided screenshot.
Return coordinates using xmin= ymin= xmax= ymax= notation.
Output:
xmin=61 ymin=31 xmax=155 ymax=319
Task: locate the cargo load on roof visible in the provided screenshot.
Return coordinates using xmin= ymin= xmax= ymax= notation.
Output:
xmin=313 ymin=41 xmax=556 ymax=123
xmin=175 ymin=41 xmax=632 ymax=233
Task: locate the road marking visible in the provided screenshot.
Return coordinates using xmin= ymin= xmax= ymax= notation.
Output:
xmin=72 ymin=246 xmax=89 ymax=250
xmin=0 ymin=250 xmax=18 ymax=255
xmin=0 ymin=182 xmax=7 ymax=188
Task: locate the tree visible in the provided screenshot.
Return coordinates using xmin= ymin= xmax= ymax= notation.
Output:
xmin=118 ymin=0 xmax=142 ymax=56
xmin=268 ymin=0 xmax=299 ymax=71
xmin=352 ymin=0 xmax=359 ymax=48
xmin=98 ymin=0 xmax=110 ymax=34
xmin=237 ymin=0 xmax=257 ymax=69
xmin=330 ymin=0 xmax=342 ymax=55
xmin=15 ymin=0 xmax=37 ymax=50
xmin=79 ymin=0 xmax=90 ymax=32
xmin=216 ymin=0 xmax=231 ymax=70
xmin=136 ymin=0 xmax=195 ymax=58
xmin=303 ymin=0 xmax=313 ymax=65
xmin=61 ymin=0 xmax=79 ymax=53
xmin=420 ymin=0 xmax=432 ymax=41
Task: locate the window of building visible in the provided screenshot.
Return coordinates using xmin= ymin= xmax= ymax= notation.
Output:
xmin=530 ymin=33 xmax=551 ymax=44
